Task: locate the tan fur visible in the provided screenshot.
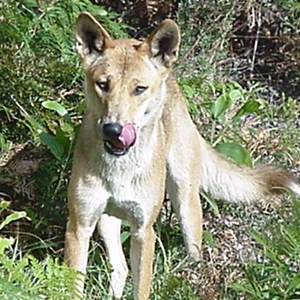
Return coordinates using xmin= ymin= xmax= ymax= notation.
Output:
xmin=65 ymin=12 xmax=300 ymax=300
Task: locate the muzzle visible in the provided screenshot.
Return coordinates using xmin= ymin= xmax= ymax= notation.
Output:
xmin=99 ymin=122 xmax=136 ymax=156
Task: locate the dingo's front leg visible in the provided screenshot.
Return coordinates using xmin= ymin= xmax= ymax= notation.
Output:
xmin=65 ymin=218 xmax=94 ymax=298
xmin=130 ymin=224 xmax=157 ymax=300
xmin=98 ymin=214 xmax=128 ymax=299
xmin=65 ymin=172 xmax=109 ymax=298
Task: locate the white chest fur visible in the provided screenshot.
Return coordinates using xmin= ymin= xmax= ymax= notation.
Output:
xmin=97 ymin=130 xmax=162 ymax=227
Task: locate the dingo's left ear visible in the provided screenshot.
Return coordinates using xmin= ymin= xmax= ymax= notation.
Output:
xmin=146 ymin=19 xmax=180 ymax=68
xmin=75 ymin=12 xmax=112 ymax=67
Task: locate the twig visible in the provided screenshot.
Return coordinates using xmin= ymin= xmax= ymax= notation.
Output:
xmin=250 ymin=5 xmax=261 ymax=75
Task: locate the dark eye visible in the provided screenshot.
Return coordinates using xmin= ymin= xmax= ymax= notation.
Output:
xmin=96 ymin=80 xmax=109 ymax=93
xmin=134 ymin=85 xmax=148 ymax=96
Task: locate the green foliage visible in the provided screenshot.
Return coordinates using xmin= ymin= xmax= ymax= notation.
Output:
xmin=40 ymin=100 xmax=74 ymax=161
xmin=153 ymin=274 xmax=200 ymax=300
xmin=229 ymin=201 xmax=300 ymax=299
xmin=0 ymin=201 xmax=76 ymax=299
xmin=0 ymin=201 xmax=26 ymax=232
xmin=0 ymin=255 xmax=76 ymax=300
xmin=0 ymin=0 xmax=127 ymax=152
xmin=0 ymin=201 xmax=25 ymax=255
xmin=151 ymin=233 xmax=201 ymax=300
xmin=180 ymin=78 xmax=265 ymax=166
xmin=215 ymin=142 xmax=252 ymax=167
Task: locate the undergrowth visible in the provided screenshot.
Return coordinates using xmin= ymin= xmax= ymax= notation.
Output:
xmin=229 ymin=201 xmax=300 ymax=299
xmin=0 ymin=200 xmax=76 ymax=299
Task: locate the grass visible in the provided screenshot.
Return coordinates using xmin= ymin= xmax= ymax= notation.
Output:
xmin=0 ymin=0 xmax=299 ymax=299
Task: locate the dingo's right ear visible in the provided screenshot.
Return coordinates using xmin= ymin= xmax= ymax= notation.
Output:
xmin=75 ymin=12 xmax=112 ymax=68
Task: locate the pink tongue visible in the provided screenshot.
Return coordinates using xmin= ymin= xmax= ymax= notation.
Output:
xmin=110 ymin=123 xmax=136 ymax=149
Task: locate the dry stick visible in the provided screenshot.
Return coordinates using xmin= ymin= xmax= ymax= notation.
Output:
xmin=250 ymin=6 xmax=261 ymax=76
xmin=228 ymin=34 xmax=290 ymax=40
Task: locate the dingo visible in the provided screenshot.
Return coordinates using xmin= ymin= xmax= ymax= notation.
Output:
xmin=64 ymin=12 xmax=300 ymax=300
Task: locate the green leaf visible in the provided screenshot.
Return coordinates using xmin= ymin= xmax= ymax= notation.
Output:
xmin=200 ymin=192 xmax=220 ymax=216
xmin=234 ymin=100 xmax=260 ymax=119
xmin=0 ymin=211 xmax=26 ymax=231
xmin=202 ymin=229 xmax=216 ymax=248
xmin=56 ymin=126 xmax=71 ymax=150
xmin=229 ymin=283 xmax=256 ymax=295
xmin=0 ymin=237 xmax=15 ymax=255
xmin=288 ymin=273 xmax=300 ymax=292
xmin=0 ymin=200 xmax=10 ymax=214
xmin=42 ymin=100 xmax=68 ymax=117
xmin=19 ymin=0 xmax=39 ymax=9
xmin=228 ymin=89 xmax=242 ymax=102
xmin=92 ymin=8 xmax=108 ymax=17
xmin=60 ymin=122 xmax=74 ymax=134
xmin=215 ymin=142 xmax=253 ymax=167
xmin=212 ymin=94 xmax=232 ymax=119
xmin=181 ymin=84 xmax=196 ymax=99
xmin=249 ymin=231 xmax=284 ymax=266
xmin=121 ymin=231 xmax=131 ymax=243
xmin=39 ymin=132 xmax=65 ymax=160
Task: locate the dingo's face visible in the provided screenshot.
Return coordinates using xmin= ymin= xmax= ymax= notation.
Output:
xmin=76 ymin=13 xmax=180 ymax=156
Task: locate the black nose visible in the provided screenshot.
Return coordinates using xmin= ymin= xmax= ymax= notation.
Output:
xmin=102 ymin=123 xmax=123 ymax=139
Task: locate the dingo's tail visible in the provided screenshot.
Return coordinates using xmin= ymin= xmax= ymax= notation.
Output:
xmin=199 ymin=139 xmax=300 ymax=203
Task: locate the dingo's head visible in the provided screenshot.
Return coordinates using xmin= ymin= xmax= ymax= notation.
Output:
xmin=75 ymin=12 xmax=180 ymax=156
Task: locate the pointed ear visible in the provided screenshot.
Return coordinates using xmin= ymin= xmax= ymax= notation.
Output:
xmin=146 ymin=19 xmax=180 ymax=68
xmin=75 ymin=12 xmax=112 ymax=67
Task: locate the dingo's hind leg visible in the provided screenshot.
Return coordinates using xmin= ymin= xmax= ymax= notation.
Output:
xmin=167 ymin=132 xmax=203 ymax=260
xmin=167 ymin=174 xmax=203 ymax=260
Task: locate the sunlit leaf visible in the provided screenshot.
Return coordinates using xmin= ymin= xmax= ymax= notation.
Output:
xmin=215 ymin=142 xmax=252 ymax=167
xmin=42 ymin=101 xmax=68 ymax=117
xmin=234 ymin=100 xmax=260 ymax=119
xmin=0 ymin=237 xmax=14 ymax=255
xmin=0 ymin=211 xmax=26 ymax=231
xmin=287 ymin=273 xmax=300 ymax=292
xmin=228 ymin=89 xmax=242 ymax=101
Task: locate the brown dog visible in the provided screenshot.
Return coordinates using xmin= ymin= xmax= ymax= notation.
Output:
xmin=64 ymin=12 xmax=300 ymax=300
